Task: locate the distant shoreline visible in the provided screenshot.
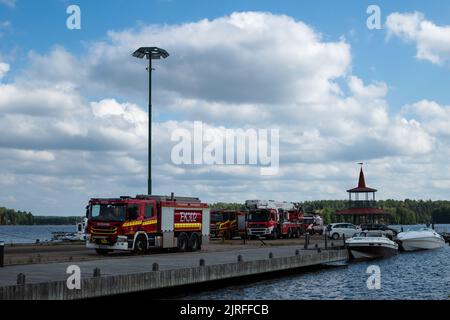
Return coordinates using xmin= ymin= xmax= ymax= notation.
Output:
xmin=3 ymin=199 xmax=450 ymax=225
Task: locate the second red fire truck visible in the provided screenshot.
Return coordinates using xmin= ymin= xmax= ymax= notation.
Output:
xmin=245 ymin=200 xmax=304 ymax=239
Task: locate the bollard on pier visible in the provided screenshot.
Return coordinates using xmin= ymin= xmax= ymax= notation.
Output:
xmin=199 ymin=258 xmax=205 ymax=266
xmin=0 ymin=241 xmax=4 ymax=268
xmin=93 ymin=268 xmax=101 ymax=278
xmin=304 ymin=233 xmax=310 ymax=249
xmin=152 ymin=262 xmax=159 ymax=271
xmin=17 ymin=273 xmax=26 ymax=285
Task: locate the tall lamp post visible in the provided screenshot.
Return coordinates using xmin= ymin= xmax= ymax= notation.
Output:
xmin=132 ymin=47 xmax=169 ymax=195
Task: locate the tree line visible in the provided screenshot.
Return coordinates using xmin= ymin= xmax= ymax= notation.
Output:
xmin=210 ymin=199 xmax=450 ymax=225
xmin=2 ymin=199 xmax=450 ymax=226
xmin=0 ymin=207 xmax=81 ymax=225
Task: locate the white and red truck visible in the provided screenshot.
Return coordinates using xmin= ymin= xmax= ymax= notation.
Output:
xmin=301 ymin=215 xmax=325 ymax=235
xmin=85 ymin=194 xmax=209 ymax=255
xmin=245 ymin=200 xmax=304 ymax=239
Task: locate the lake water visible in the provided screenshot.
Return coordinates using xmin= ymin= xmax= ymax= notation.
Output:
xmin=180 ymin=245 xmax=449 ymax=300
xmin=0 ymin=225 xmax=76 ymax=244
xmin=181 ymin=224 xmax=450 ymax=300
xmin=2 ymin=223 xmax=447 ymax=244
xmin=1 ymin=224 xmax=448 ymax=300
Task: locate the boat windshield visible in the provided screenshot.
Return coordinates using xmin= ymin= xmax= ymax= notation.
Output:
xmin=404 ymin=225 xmax=433 ymax=232
xmin=367 ymin=232 xmax=384 ymax=237
xmin=354 ymin=232 xmax=384 ymax=238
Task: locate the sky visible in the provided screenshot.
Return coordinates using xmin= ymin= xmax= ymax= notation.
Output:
xmin=1 ymin=0 xmax=450 ymax=216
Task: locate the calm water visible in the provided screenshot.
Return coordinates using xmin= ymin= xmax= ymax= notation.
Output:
xmin=1 ymin=224 xmax=449 ymax=300
xmin=0 ymin=225 xmax=75 ymax=244
xmin=182 ymin=224 xmax=450 ymax=300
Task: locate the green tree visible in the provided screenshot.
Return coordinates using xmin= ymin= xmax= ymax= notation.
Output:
xmin=432 ymin=206 xmax=450 ymax=224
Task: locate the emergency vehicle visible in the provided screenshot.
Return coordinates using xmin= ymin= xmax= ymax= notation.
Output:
xmin=245 ymin=200 xmax=303 ymax=239
xmin=85 ymin=194 xmax=209 ymax=254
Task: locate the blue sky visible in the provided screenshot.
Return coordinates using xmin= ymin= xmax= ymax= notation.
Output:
xmin=1 ymin=1 xmax=450 ymax=215
xmin=2 ymin=1 xmax=450 ymax=113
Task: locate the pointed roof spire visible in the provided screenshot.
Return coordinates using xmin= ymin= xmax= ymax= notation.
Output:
xmin=358 ymin=166 xmax=366 ymax=188
xmin=347 ymin=163 xmax=377 ymax=193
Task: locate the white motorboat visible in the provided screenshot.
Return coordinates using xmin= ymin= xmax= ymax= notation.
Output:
xmin=346 ymin=231 xmax=398 ymax=260
xmin=51 ymin=218 xmax=87 ymax=242
xmin=397 ymin=227 xmax=445 ymax=251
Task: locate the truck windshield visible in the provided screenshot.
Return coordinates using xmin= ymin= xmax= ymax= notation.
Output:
xmin=211 ymin=213 xmax=223 ymax=223
xmin=247 ymin=210 xmax=270 ymax=222
xmin=90 ymin=204 xmax=127 ymax=222
xmin=303 ymin=217 xmax=315 ymax=224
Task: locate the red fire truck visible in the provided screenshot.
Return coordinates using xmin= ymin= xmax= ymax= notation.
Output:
xmin=85 ymin=194 xmax=210 ymax=255
xmin=301 ymin=215 xmax=324 ymax=235
xmin=210 ymin=210 xmax=247 ymax=239
xmin=245 ymin=200 xmax=303 ymax=239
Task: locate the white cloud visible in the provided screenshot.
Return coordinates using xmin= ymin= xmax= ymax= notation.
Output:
xmin=23 ymin=12 xmax=351 ymax=107
xmin=386 ymin=11 xmax=450 ymax=65
xmin=0 ymin=62 xmax=9 ymax=80
xmin=348 ymin=76 xmax=388 ymax=99
xmin=402 ymin=100 xmax=450 ymax=138
xmin=0 ymin=12 xmax=449 ymax=215
xmin=0 ymin=0 xmax=15 ymax=8
xmin=0 ymin=21 xmax=12 ymax=38
xmin=13 ymin=150 xmax=55 ymax=162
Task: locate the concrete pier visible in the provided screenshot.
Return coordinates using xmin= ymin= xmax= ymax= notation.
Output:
xmin=0 ymin=245 xmax=348 ymax=300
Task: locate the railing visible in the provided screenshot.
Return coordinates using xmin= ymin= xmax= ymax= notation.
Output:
xmin=434 ymin=225 xmax=450 ymax=233
xmin=347 ymin=200 xmax=377 ymax=209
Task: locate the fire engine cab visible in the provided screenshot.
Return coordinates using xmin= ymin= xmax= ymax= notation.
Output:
xmin=245 ymin=200 xmax=303 ymax=239
xmin=85 ymin=194 xmax=209 ymax=255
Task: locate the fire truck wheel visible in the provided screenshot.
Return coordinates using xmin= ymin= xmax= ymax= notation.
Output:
xmin=178 ymin=233 xmax=188 ymax=252
xmin=288 ymin=228 xmax=293 ymax=239
xmin=272 ymin=229 xmax=278 ymax=239
xmin=134 ymin=235 xmax=148 ymax=254
xmin=188 ymin=233 xmax=200 ymax=252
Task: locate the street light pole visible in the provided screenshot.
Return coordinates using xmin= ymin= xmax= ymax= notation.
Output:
xmin=148 ymin=57 xmax=152 ymax=195
xmin=132 ymin=47 xmax=169 ymax=195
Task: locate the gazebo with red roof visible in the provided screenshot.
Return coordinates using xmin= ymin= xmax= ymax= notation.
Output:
xmin=335 ymin=164 xmax=391 ymax=225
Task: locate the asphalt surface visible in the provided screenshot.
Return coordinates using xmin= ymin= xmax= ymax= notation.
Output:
xmin=0 ymin=244 xmax=332 ymax=286
xmin=3 ymin=236 xmax=338 ymax=266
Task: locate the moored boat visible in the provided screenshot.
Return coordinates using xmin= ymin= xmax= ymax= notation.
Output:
xmin=51 ymin=218 xmax=87 ymax=242
xmin=346 ymin=231 xmax=398 ymax=260
xmin=397 ymin=227 xmax=445 ymax=251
